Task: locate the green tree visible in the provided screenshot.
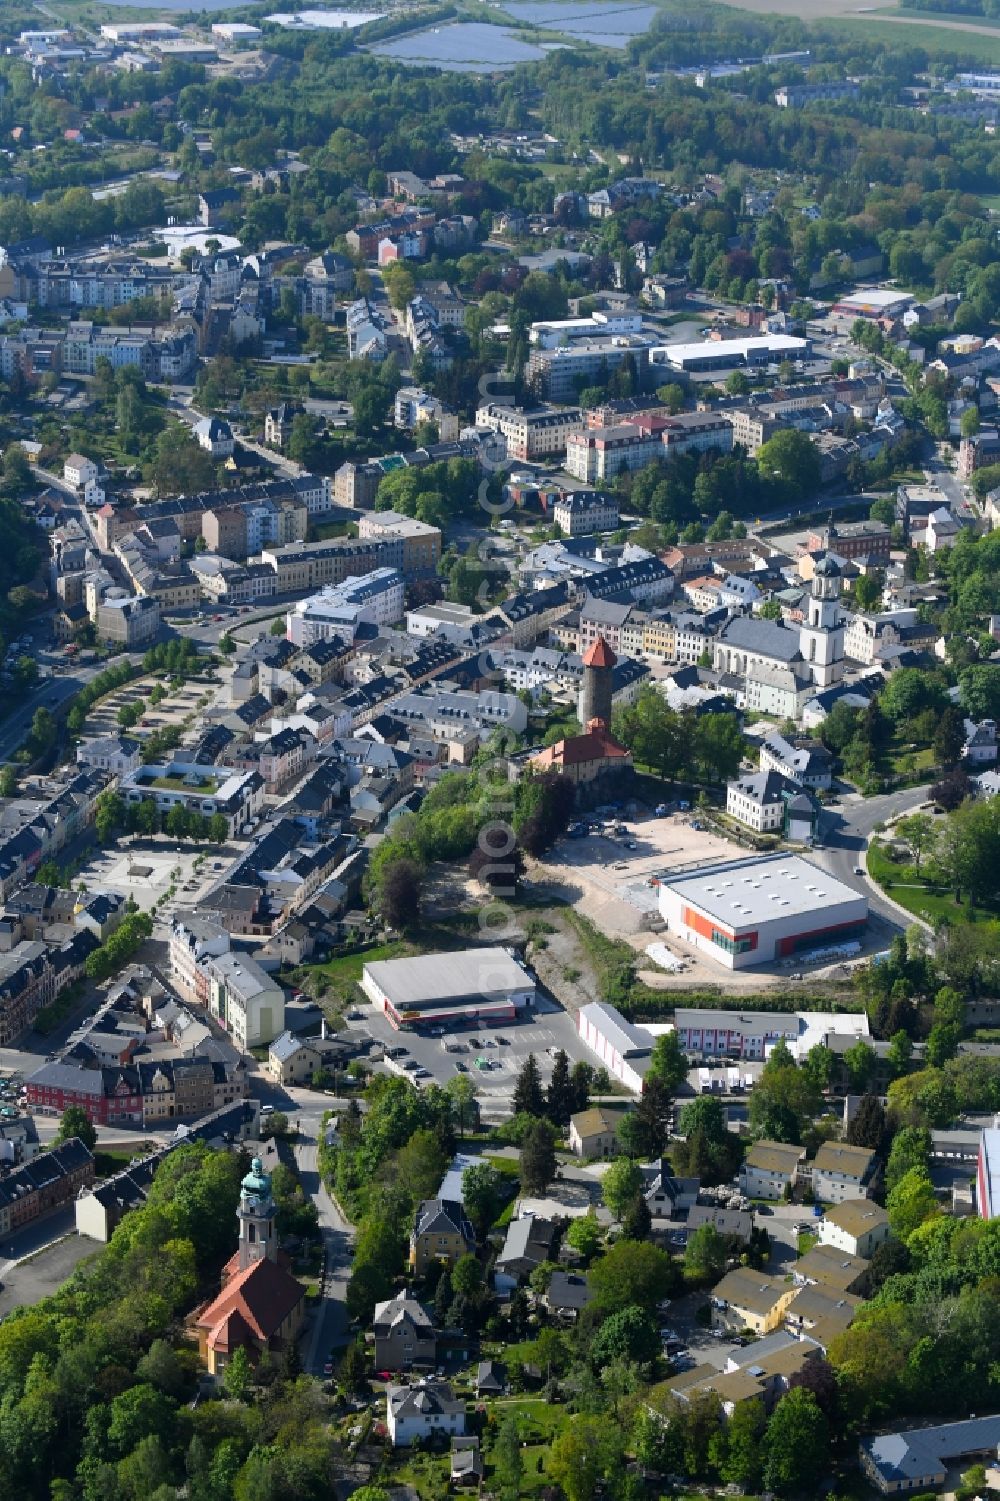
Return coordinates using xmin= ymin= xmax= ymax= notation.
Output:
xmin=462 ymin=1162 xmax=502 ymax=1236
xmin=602 ymin=1156 xmax=644 ymax=1220
xmin=376 ymin=856 xmax=422 ymax=930
xmin=590 ymin=1305 xmax=660 ymax=1368
xmin=844 ymin=1039 xmax=877 ymax=1093
xmin=222 ymin=1346 xmax=253 ymax=1401
xmin=647 ymin=1029 xmax=687 ymax=1091
xmin=590 ymin=1239 xmax=677 ymax=1313
xmin=895 ymin=812 xmax=937 ymax=871
xmin=512 ymin=1053 xmax=545 ymax=1117
xmin=446 ymin=1074 xmax=479 ymax=1138
xmin=519 ymin=1119 xmax=556 ymax=1193
xmin=846 ymin=1093 xmax=886 ymax=1151
xmin=546 ymin=1048 xmax=574 ymax=1126
xmin=632 ymin=1076 xmax=673 ymax=1158
xmin=887 ymin=1030 xmax=913 ymax=1076
xmin=451 ymin=1253 xmax=482 ymax=1298
xmin=494 ymin=1416 xmax=524 ymax=1501
xmin=616 ymin=1111 xmax=647 ymax=1159
xmin=685 ymin=1224 xmax=729 ymax=1282
xmin=886 ymin=1166 xmax=938 ymax=1239
xmin=763 ymin=1389 xmax=829 ymax=1495
xmin=54 ymin=1104 xmax=97 ymax=1153
xmin=566 ymin=1211 xmax=602 ymax=1262
xmin=549 ymin=1416 xmax=611 ymax=1501
xmin=757 ymin=428 xmax=821 ymax=502
xmin=933 ymin=705 xmax=967 ymax=769
xmin=719 ymin=1396 xmax=766 ymax=1489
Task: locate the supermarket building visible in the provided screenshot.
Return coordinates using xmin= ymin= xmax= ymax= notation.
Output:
xmin=657 ymin=855 xmax=867 ymax=969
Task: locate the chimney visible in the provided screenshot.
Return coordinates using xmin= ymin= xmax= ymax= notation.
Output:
xmin=320 ymin=1016 xmax=327 ymax=1040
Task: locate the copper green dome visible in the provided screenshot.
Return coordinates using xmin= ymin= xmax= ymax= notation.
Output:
xmin=241 ymin=1156 xmax=270 ymax=1196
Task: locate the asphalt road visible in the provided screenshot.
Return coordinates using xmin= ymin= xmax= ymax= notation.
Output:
xmin=812 ymin=782 xmax=931 ymax=926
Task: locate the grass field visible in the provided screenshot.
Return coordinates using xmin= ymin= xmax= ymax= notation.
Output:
xmin=826 ymin=14 xmax=1000 ymax=60
xmin=867 ymin=840 xmax=1000 ymax=926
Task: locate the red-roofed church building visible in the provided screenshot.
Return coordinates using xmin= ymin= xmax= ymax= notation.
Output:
xmin=194 ymin=1155 xmax=305 ymax=1378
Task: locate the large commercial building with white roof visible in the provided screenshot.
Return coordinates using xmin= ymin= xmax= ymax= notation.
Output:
xmin=361 ymin=948 xmax=535 ymax=1029
xmin=657 ymin=334 xmax=809 ymax=372
xmin=658 ymin=855 xmax=867 ymax=969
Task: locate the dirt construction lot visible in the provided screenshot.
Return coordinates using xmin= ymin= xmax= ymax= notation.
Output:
xmin=532 ymin=814 xmax=843 ymax=994
xmin=542 ymin=815 xmax=742 ymax=935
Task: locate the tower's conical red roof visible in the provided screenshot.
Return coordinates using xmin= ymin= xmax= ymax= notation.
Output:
xmin=582 ymin=634 xmax=616 ymax=669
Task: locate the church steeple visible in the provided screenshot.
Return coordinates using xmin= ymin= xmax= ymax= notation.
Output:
xmin=238 ymin=1156 xmax=277 ymax=1270
xmin=799 ymin=553 xmax=845 ymax=689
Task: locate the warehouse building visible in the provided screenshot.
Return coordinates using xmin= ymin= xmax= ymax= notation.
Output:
xmin=977 ymin=1127 xmax=1000 ymax=1218
xmin=361 ymin=947 xmax=535 ymax=1029
xmin=657 ymin=334 xmax=808 ymax=372
xmin=658 ymin=855 xmax=867 ymax=969
xmin=577 ymin=1001 xmax=653 ymax=1093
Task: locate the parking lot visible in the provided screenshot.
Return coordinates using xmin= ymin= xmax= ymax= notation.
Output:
xmin=343 ymin=994 xmax=599 ymax=1118
xmin=540 ymin=813 xmax=745 ymax=935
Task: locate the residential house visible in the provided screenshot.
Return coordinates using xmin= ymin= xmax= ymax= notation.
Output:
xmin=544 ymin=1271 xmax=593 ymax=1320
xmin=372 ymin=1292 xmax=437 ymax=1371
xmin=386 ymin=1379 xmax=466 ymax=1447
xmin=645 ymin=1165 xmax=700 ymax=1219
xmin=568 ymin=1105 xmax=622 ymax=1159
xmin=861 ymin=1416 xmax=1000 ymax=1495
xmin=476 ymin=1360 xmax=507 ymax=1396
xmin=710 ymin=1268 xmax=798 ymax=1334
xmin=409 ymin=1197 xmax=475 ymax=1275
xmin=451 ymin=1437 xmax=484 ymax=1487
xmin=495 ymin=1213 xmax=558 ymax=1283
xmin=758 ymin=732 xmax=834 ymax=790
xmin=818 ymin=1198 xmax=890 ymax=1259
xmin=0 ymin=1137 xmax=94 ymax=1237
xmin=266 ymin=1029 xmax=351 ymax=1086
xmin=810 ymin=1141 xmax=876 ymax=1203
xmin=739 ymin=1140 xmax=805 ymax=1200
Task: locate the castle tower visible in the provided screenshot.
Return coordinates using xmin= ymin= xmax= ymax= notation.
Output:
xmin=237 ymin=1155 xmax=277 ymax=1271
xmin=578 ymin=635 xmax=616 ymax=728
xmin=799 ymin=553 xmax=845 ymax=689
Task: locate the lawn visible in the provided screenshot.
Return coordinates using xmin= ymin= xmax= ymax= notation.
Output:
xmin=300 ymin=941 xmax=410 ymax=1003
xmin=866 ymin=840 xmax=1000 ymax=925
xmin=797 ymin=1230 xmax=819 ymax=1256
xmin=824 ymin=14 xmax=1000 ymax=62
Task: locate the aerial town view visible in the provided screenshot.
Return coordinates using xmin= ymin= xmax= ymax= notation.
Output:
xmin=0 ymin=0 xmax=999 ymax=1495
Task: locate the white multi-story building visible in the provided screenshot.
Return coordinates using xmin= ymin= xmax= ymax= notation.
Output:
xmin=474 ymin=403 xmax=582 ymax=461
xmin=205 ymin=951 xmax=284 ymax=1050
xmin=169 ymin=915 xmax=283 ymax=1049
xmin=121 ymin=763 xmax=264 ymax=837
xmin=75 ymin=736 xmax=141 ymax=779
xmin=564 ymin=424 xmax=661 ymax=483
xmin=811 ymin=1142 xmax=876 ymax=1204
xmin=286 ymin=568 xmax=405 ymax=645
xmin=818 ymin=1199 xmax=890 ymax=1258
xmin=551 ymin=490 xmax=618 ymax=536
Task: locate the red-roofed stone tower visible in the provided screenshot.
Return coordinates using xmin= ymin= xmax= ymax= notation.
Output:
xmin=578 ymin=634 xmax=616 ymax=729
